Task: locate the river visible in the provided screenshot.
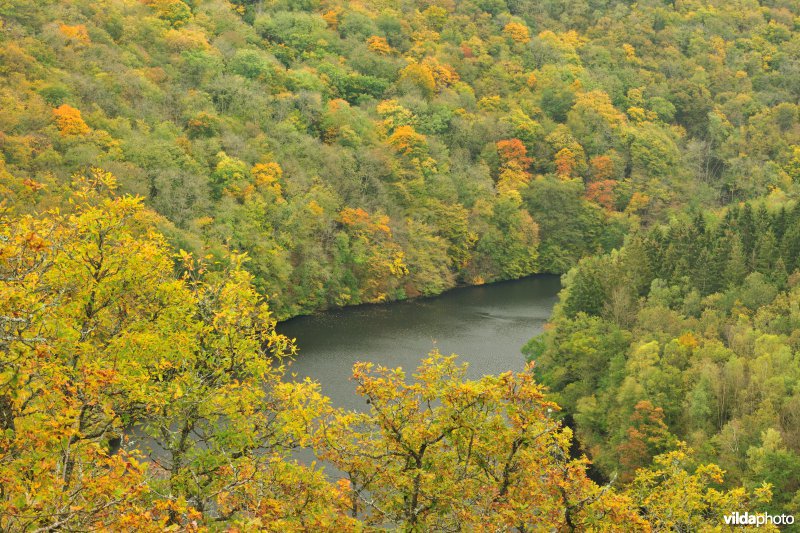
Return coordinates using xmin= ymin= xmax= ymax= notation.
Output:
xmin=278 ymin=274 xmax=561 ymax=411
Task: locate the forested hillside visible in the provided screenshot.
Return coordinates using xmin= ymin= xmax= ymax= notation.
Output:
xmin=529 ymin=203 xmax=800 ymax=516
xmin=3 ymin=0 xmax=798 ymax=317
xmin=3 ymin=0 xmax=800 ymax=529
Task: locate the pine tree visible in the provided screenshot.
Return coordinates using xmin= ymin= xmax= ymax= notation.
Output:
xmin=724 ymin=238 xmax=748 ymax=287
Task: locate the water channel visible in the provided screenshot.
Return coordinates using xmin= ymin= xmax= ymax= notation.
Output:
xmin=279 ymin=275 xmax=562 ymax=411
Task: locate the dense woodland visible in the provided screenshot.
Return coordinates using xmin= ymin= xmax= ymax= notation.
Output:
xmin=3 ymin=0 xmax=798 ymax=318
xmin=528 ymin=203 xmax=800 ymax=518
xmin=2 ymin=0 xmax=800 ymax=529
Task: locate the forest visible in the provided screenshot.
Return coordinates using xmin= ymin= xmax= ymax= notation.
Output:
xmin=1 ymin=0 xmax=799 ymax=529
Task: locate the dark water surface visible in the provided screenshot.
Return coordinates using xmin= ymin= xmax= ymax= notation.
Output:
xmin=278 ymin=275 xmax=561 ymax=411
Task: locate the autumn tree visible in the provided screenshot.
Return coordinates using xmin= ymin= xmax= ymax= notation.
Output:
xmin=626 ymin=445 xmax=776 ymax=532
xmin=0 ymin=170 xmax=169 ymax=530
xmin=316 ymin=353 xmax=647 ymax=530
xmin=496 ymin=139 xmax=533 ymax=193
xmin=52 ymin=104 xmax=90 ymax=136
xmin=503 ymin=22 xmax=530 ymax=44
xmin=617 ymin=401 xmax=676 ymax=482
xmin=0 ymin=170 xmax=355 ymax=530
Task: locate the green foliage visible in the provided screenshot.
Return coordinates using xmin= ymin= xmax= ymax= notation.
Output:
xmin=3 ymin=0 xmax=798 ymax=320
xmin=532 ymin=204 xmax=800 ymax=517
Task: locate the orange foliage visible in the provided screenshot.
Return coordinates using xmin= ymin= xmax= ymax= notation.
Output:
xmin=52 ymin=104 xmax=90 ymax=136
xmin=388 ymin=125 xmax=426 ymax=156
xmin=322 ymin=9 xmax=341 ymax=29
xmin=59 ymin=23 xmax=90 ymax=44
xmin=555 ymin=148 xmax=578 ymax=178
xmin=186 ymin=111 xmax=219 ymax=137
xmin=422 ymin=57 xmax=460 ymax=89
xmin=626 ymin=191 xmax=651 ymax=213
xmin=555 ymin=148 xmax=577 ymax=178
xmin=339 ymin=207 xmax=391 ymax=235
xmin=585 ymin=179 xmax=617 ymax=210
xmin=497 ymin=139 xmax=532 ymax=170
xmin=143 ymin=66 xmax=167 ymax=83
xmin=496 ymin=140 xmax=533 ymax=192
xmin=22 ymin=178 xmax=45 ymax=192
xmin=617 ymin=401 xmax=674 ymax=482
xmin=496 ymin=139 xmax=533 ymax=192
xmin=589 ymin=155 xmax=615 ymax=181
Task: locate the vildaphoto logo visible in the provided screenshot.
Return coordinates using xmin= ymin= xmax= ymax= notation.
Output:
xmin=724 ymin=512 xmax=795 ymax=527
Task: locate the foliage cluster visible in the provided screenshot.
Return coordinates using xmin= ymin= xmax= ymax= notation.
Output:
xmin=4 ymin=0 xmax=798 ymax=316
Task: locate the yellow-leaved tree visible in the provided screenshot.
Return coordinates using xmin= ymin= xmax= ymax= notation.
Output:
xmin=315 ymin=353 xmax=648 ymax=530
xmin=0 ymin=169 xmax=355 ymax=530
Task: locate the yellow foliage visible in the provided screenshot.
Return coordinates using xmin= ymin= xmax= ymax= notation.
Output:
xmin=251 ymin=162 xmax=284 ymax=198
xmin=627 ymin=106 xmax=650 ymax=122
xmin=307 ymin=199 xmax=324 ymax=216
xmin=164 ymin=28 xmax=210 ymax=51
xmin=143 ymin=0 xmax=192 ymax=27
xmin=389 ymin=251 xmax=409 ymax=276
xmin=627 ymin=87 xmax=645 ymax=105
xmin=376 ymin=99 xmax=415 ymax=135
xmin=399 ymin=62 xmax=436 ymax=96
xmin=538 ymin=30 xmax=587 ymax=55
xmin=574 ymin=90 xmax=626 ymax=126
xmin=367 ymin=35 xmax=392 ymax=55
xmin=710 ymin=35 xmax=727 ymax=62
xmin=677 ymin=332 xmax=699 ymax=349
xmin=478 ymin=95 xmax=502 ymax=111
xmin=317 ymin=354 xmax=648 ymax=530
xmin=558 ymin=30 xmax=587 ymax=48
xmin=627 ymin=445 xmax=778 ymax=532
xmin=422 ymin=6 xmax=448 ymax=30
xmin=503 ymin=22 xmax=530 ymax=44
xmin=497 ymin=164 xmax=532 ymax=193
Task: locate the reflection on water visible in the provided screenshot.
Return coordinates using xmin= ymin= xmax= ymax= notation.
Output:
xmin=278 ymin=275 xmax=561 ymax=411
